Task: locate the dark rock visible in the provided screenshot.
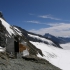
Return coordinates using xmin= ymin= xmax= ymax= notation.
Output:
xmin=0 ymin=20 xmax=7 ymax=47
xmin=0 ymin=12 xmax=5 ymax=20
xmin=0 ymin=12 xmax=3 ymax=18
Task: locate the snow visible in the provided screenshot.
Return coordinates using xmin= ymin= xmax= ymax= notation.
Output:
xmin=0 ymin=18 xmax=15 ymax=36
xmin=0 ymin=46 xmax=6 ymax=52
xmin=28 ymin=34 xmax=54 ymax=45
xmin=30 ymin=41 xmax=70 ymax=70
xmin=60 ymin=43 xmax=70 ymax=50
xmin=0 ymin=18 xmax=22 ymax=36
xmin=13 ymin=26 xmax=21 ymax=33
xmin=13 ymin=26 xmax=22 ymax=36
xmin=22 ymin=49 xmax=29 ymax=56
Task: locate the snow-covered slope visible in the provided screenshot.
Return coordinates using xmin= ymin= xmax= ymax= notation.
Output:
xmin=27 ymin=33 xmax=61 ymax=48
xmin=0 ymin=18 xmax=15 ymax=35
xmin=0 ymin=18 xmax=22 ymax=36
xmin=30 ymin=41 xmax=70 ymax=70
xmin=27 ymin=33 xmax=70 ymax=70
xmin=28 ymin=34 xmax=54 ymax=45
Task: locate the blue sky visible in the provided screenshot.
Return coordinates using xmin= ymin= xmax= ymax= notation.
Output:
xmin=0 ymin=0 xmax=70 ymax=36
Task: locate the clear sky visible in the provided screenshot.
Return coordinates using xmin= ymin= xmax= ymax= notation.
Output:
xmin=0 ymin=0 xmax=70 ymax=36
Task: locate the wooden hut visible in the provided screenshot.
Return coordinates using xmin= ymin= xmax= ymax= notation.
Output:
xmin=6 ymin=35 xmax=29 ymax=58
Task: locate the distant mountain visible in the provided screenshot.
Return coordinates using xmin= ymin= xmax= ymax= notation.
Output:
xmin=44 ymin=33 xmax=70 ymax=44
xmin=58 ymin=37 xmax=70 ymax=43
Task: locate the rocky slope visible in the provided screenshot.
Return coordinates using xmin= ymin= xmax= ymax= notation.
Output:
xmin=0 ymin=52 xmax=60 ymax=70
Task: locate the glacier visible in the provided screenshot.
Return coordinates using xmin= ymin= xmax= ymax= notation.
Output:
xmin=29 ymin=34 xmax=70 ymax=70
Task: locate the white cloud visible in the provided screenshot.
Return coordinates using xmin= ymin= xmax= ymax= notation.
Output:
xmin=25 ymin=20 xmax=48 ymax=25
xmin=29 ymin=23 xmax=70 ymax=37
xmin=25 ymin=20 xmax=40 ymax=24
xmin=38 ymin=14 xmax=61 ymax=20
xmin=47 ymin=23 xmax=67 ymax=27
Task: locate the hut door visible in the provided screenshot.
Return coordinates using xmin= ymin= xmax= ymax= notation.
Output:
xmin=14 ymin=35 xmax=20 ymax=53
xmin=14 ymin=40 xmax=19 ymax=53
